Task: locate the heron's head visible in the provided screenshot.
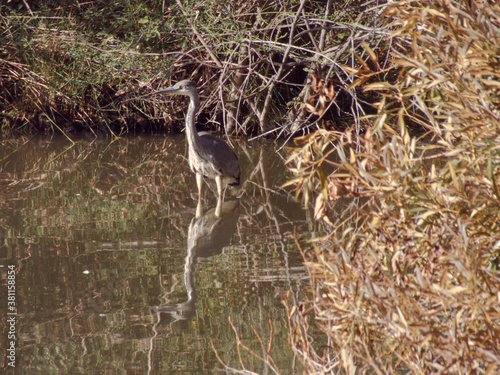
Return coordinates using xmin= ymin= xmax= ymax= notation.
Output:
xmin=152 ymin=80 xmax=197 ymax=97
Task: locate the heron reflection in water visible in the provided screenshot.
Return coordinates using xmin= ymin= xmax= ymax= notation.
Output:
xmin=152 ymin=80 xmax=240 ymax=217
xmin=154 ymin=200 xmax=240 ymax=320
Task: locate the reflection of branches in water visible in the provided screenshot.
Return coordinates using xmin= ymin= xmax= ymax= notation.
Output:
xmin=229 ymin=141 xmax=311 ymax=331
xmin=238 ymin=141 xmax=315 ymax=237
xmin=0 ymin=135 xmax=191 ymax=203
xmin=212 ymin=317 xmax=283 ymax=375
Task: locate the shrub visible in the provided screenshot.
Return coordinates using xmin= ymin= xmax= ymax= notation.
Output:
xmin=1 ymin=0 xmax=386 ymax=136
xmin=285 ymin=0 xmax=500 ymax=372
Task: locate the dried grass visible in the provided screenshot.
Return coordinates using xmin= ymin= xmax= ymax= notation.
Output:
xmin=285 ymin=0 xmax=500 ymax=373
xmin=1 ymin=0 xmax=388 ymax=136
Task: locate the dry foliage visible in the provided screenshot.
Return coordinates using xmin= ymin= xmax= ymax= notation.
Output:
xmin=1 ymin=0 xmax=387 ymax=136
xmin=285 ymin=0 xmax=500 ymax=373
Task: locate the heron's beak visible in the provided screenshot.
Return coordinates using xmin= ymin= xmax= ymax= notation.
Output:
xmin=151 ymin=87 xmax=178 ymax=96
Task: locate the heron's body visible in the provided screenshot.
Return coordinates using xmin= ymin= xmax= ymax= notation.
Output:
xmin=190 ymin=131 xmax=240 ymax=182
xmin=153 ymin=80 xmax=240 ymax=215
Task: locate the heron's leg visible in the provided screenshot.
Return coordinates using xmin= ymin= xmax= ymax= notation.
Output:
xmin=196 ymin=197 xmax=203 ymax=218
xmin=195 ymin=173 xmax=204 ymax=218
xmin=215 ymin=175 xmax=223 ymax=201
xmin=215 ymin=175 xmax=223 ymax=217
xmin=215 ymin=198 xmax=222 ymax=217
xmin=196 ymin=173 xmax=203 ymax=196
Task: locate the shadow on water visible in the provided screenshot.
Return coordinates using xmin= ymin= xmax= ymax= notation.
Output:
xmin=0 ymin=133 xmax=321 ymax=374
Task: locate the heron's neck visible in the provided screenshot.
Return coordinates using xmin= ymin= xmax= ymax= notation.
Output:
xmin=185 ymin=92 xmax=200 ymax=147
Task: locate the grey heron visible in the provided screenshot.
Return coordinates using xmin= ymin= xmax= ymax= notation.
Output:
xmin=152 ymin=80 xmax=240 ymax=216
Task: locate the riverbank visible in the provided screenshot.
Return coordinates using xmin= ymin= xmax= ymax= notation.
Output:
xmin=1 ymin=0 xmax=378 ymax=137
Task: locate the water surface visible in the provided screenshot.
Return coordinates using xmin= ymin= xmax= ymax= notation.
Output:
xmin=0 ymin=134 xmax=318 ymax=374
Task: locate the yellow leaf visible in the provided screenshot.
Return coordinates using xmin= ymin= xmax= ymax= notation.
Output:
xmin=349 ymin=147 xmax=356 ymax=164
xmin=447 ymin=286 xmax=467 ymax=294
xmin=361 ymin=41 xmax=380 ymax=70
xmin=314 ymin=194 xmax=326 ymax=221
xmin=281 ymin=177 xmax=304 ymax=188
xmin=354 ymin=52 xmax=370 ymax=70
xmin=448 ymin=161 xmax=461 ymax=191
xmin=363 ymin=82 xmax=396 ymax=91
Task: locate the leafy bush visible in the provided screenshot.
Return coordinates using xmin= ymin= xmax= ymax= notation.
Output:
xmin=285 ymin=0 xmax=500 ymax=372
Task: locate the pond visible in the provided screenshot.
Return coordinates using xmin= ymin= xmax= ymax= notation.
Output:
xmin=0 ymin=134 xmax=320 ymax=374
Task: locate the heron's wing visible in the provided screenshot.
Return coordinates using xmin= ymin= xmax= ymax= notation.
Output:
xmin=198 ymin=132 xmax=240 ymax=181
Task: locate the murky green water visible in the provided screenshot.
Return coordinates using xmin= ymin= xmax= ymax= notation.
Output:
xmin=0 ymin=134 xmax=318 ymax=374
